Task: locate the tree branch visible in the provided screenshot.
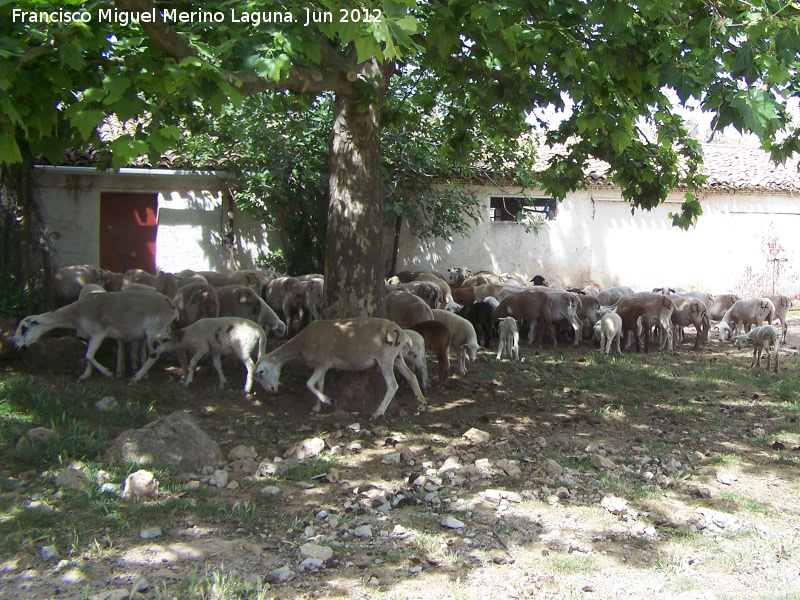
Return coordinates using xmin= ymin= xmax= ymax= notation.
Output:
xmin=114 ymin=0 xmax=355 ymax=97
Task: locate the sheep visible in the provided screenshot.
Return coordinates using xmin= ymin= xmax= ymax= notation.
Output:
xmin=53 ymin=265 xmax=105 ymax=302
xmin=614 ymin=294 xmax=675 ymax=351
xmin=473 ymin=282 xmax=523 ymax=303
xmin=263 ymin=276 xmax=308 ymax=333
xmin=617 ymin=302 xmax=650 ymax=353
xmin=594 ymin=312 xmax=623 ymax=355
xmin=77 ymin=283 xmax=143 ymax=376
xmin=766 ymin=294 xmax=792 ymax=343
xmin=451 ymin=286 xmax=476 ymax=307
xmin=198 ymin=270 xmax=269 ymax=296
xmin=133 ymin=317 xmax=267 ymax=393
xmin=596 ymin=285 xmax=635 ymax=306
xmin=402 ymin=329 xmax=431 ymax=393
xmin=78 ymin=283 xmax=107 ymax=299
xmin=496 ymin=317 xmax=519 ymax=360
xmin=491 ymin=290 xmax=555 ymax=346
xmin=716 ymin=297 xmax=775 ymax=341
xmin=445 ymin=266 xmax=472 ymax=287
xmin=709 ymin=294 xmax=740 ymax=321
xmin=734 ymin=324 xmax=780 ymax=372
xmin=386 ymin=281 xmax=442 ymax=309
xmin=121 ymin=282 xmax=157 ymax=293
xmin=14 ymin=291 xmax=178 ymax=380
xmin=254 ymin=318 xmax=426 ymax=419
xmin=670 ymin=296 xmax=710 ymax=349
xmin=216 ymin=284 xmax=286 ymax=338
xmin=173 ymin=281 xmax=220 ymax=327
xmin=577 ymin=294 xmax=602 ymax=339
xmin=386 ymin=291 xmax=434 ymax=327
xmin=431 ymin=309 xmax=482 ymax=376
xmin=542 ymin=289 xmax=583 ymax=346
xmin=413 ymin=272 xmax=459 ymax=309
xmin=457 ymin=301 xmax=495 ymax=347
xmin=409 ymin=320 xmax=452 ymax=386
xmin=296 ymin=274 xmax=324 ymax=324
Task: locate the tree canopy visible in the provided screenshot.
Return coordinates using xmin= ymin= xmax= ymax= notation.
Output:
xmin=4 ymin=0 xmax=800 ymax=315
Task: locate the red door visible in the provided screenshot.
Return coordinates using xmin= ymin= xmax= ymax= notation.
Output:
xmin=99 ymin=192 xmax=157 ymax=273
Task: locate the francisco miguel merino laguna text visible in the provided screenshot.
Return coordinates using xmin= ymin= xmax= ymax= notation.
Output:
xmin=12 ymin=7 xmax=383 ymax=27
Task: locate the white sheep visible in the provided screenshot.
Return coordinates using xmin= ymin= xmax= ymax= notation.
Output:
xmin=431 ymin=308 xmax=482 ymax=376
xmin=14 ymin=292 xmax=178 ymax=380
xmin=132 ymin=317 xmax=267 ymax=393
xmin=402 ymin=329 xmax=431 ymax=393
xmin=496 ymin=317 xmax=519 ymax=361
xmin=716 ymin=297 xmax=775 ymax=341
xmin=767 ymin=294 xmax=792 ymax=343
xmin=254 ymin=318 xmax=426 ymax=420
xmin=594 ymin=311 xmax=623 ymax=355
xmin=734 ymin=324 xmax=780 ymax=372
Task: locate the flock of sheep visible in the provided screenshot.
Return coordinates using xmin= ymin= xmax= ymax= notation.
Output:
xmin=10 ymin=264 xmax=792 ymax=420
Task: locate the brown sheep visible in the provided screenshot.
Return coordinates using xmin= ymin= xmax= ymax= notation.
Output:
xmin=409 ymin=320 xmax=452 ymax=386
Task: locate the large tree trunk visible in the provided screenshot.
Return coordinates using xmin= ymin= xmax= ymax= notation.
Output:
xmin=323 ymin=62 xmax=388 ymax=320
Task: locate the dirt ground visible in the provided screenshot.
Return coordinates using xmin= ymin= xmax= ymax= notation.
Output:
xmin=2 ymin=314 xmax=800 ymax=600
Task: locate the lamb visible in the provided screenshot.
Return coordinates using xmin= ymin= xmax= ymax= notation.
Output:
xmin=14 ymin=291 xmax=178 ymax=380
xmin=402 ymin=329 xmax=431 ymax=393
xmin=445 ymin=266 xmax=472 ymax=287
xmin=451 ymin=286 xmax=476 ymax=307
xmin=254 ymin=318 xmax=426 ymax=420
xmin=577 ymin=294 xmax=602 ymax=339
xmin=617 ymin=302 xmax=650 ymax=353
xmin=734 ymin=324 xmax=780 ymax=372
xmin=766 ymin=294 xmax=792 ymax=343
xmin=431 ymin=309 xmax=482 ymax=376
xmin=386 ymin=291 xmax=434 ymax=327
xmin=716 ymin=297 xmax=775 ymax=341
xmin=133 ymin=317 xmax=267 ymax=393
xmin=216 ymin=284 xmax=286 ymax=338
xmin=409 ymin=320 xmax=452 ymax=386
xmin=594 ymin=312 xmax=623 ymax=355
xmin=496 ymin=317 xmax=519 ymax=360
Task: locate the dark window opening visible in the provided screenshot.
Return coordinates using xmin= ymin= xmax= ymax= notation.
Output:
xmin=489 ymin=196 xmax=557 ymax=222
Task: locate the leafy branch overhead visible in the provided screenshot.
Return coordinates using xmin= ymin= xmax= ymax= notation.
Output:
xmin=4 ymin=0 xmax=800 ymax=229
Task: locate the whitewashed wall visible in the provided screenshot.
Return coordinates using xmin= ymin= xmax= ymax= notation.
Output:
xmin=34 ymin=166 xmax=274 ymax=272
xmin=396 ymin=184 xmax=800 ymax=298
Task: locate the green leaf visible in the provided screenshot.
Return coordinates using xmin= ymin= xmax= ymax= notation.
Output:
xmin=66 ymin=108 xmax=106 ymax=140
xmin=0 ymin=133 xmax=22 ymax=164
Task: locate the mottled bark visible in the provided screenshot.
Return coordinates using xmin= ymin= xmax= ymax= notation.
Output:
xmin=322 ymin=59 xmax=390 ymax=319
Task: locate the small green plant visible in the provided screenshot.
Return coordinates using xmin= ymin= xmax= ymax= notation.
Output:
xmin=282 ymin=457 xmax=338 ymax=481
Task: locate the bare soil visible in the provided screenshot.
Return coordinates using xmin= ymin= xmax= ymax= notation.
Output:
xmin=2 ymin=316 xmax=800 ymax=600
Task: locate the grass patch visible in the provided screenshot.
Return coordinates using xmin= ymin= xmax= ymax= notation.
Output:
xmin=282 ymin=457 xmax=338 ymax=481
xmin=545 ymin=552 xmax=599 ymax=574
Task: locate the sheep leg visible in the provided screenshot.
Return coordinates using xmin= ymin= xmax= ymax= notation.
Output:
xmin=496 ymin=338 xmax=505 ymax=360
xmin=394 ymin=354 xmax=426 ymax=415
xmin=80 ymin=335 xmax=114 ymax=380
xmin=184 ymin=350 xmax=207 ymax=386
xmin=370 ymin=359 xmax=403 ymax=420
xmin=241 ymin=354 xmax=256 ymax=394
xmin=115 ymin=340 xmax=125 ymax=378
xmin=457 ymin=347 xmax=467 ymax=376
xmin=614 ymin=332 xmax=622 ymax=354
xmin=570 ymin=316 xmax=582 ymax=347
xmin=210 ymin=353 xmax=227 ymax=389
xmin=131 ymin=354 xmax=160 ymax=383
xmin=306 ymin=367 xmax=333 ymax=412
